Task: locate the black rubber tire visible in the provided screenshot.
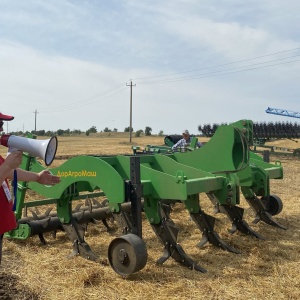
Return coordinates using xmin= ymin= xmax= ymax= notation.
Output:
xmin=264 ymin=194 xmax=283 ymax=216
xmin=108 ymin=234 xmax=148 ymax=276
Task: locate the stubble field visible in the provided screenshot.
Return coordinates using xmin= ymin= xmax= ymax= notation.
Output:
xmin=0 ymin=132 xmax=300 ymax=300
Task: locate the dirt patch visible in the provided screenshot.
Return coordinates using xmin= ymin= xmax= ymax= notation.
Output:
xmin=0 ymin=271 xmax=38 ymax=300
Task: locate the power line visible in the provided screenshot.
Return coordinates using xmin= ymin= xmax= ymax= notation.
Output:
xmin=26 ymin=47 xmax=300 ymax=117
xmin=135 ymin=56 xmax=300 ymax=85
xmin=39 ymin=83 xmax=127 ymax=113
xmin=132 ymin=47 xmax=300 ymax=80
xmin=40 ymin=84 xmax=128 ymax=114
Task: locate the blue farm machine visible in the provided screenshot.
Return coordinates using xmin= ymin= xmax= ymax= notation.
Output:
xmin=3 ymin=120 xmax=285 ymax=276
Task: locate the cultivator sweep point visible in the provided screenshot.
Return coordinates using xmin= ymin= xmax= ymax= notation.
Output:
xmin=244 ymin=195 xmax=286 ymax=229
xmin=4 ymin=120 xmax=286 ymax=276
xmin=188 ymin=208 xmax=240 ymax=253
xmin=150 ymin=204 xmax=207 ymax=273
xmin=63 ymin=218 xmax=98 ymax=261
xmin=206 ymin=194 xmax=264 ymax=239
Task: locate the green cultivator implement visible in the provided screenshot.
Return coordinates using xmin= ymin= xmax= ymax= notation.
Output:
xmin=198 ymin=120 xmax=300 ymax=157
xmin=5 ymin=120 xmax=285 ymax=276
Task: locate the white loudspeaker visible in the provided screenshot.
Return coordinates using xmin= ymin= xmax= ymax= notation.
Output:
xmin=0 ymin=134 xmax=58 ymax=166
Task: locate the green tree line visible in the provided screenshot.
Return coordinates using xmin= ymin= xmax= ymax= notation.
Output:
xmin=9 ymin=126 xmax=164 ymax=137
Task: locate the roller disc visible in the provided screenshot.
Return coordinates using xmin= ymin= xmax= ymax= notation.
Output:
xmin=108 ymin=234 xmax=148 ymax=276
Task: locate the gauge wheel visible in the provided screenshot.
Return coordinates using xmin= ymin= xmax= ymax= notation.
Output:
xmin=263 ymin=194 xmax=283 ymax=216
xmin=108 ymin=234 xmax=147 ymax=276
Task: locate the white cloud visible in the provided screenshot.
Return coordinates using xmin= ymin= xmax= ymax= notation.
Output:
xmin=0 ymin=1 xmax=299 ymax=135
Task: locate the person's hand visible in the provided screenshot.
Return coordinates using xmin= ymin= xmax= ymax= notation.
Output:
xmin=37 ymin=170 xmax=61 ymax=185
xmin=4 ymin=151 xmax=23 ymax=170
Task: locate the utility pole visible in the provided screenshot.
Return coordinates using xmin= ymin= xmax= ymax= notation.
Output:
xmin=126 ymin=80 xmax=136 ymax=143
xmin=33 ymin=109 xmax=38 ymax=132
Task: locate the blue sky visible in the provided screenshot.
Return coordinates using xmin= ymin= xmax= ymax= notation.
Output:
xmin=0 ymin=0 xmax=299 ymax=134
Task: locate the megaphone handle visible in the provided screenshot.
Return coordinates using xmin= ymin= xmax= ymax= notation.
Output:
xmin=12 ymin=170 xmax=17 ymax=211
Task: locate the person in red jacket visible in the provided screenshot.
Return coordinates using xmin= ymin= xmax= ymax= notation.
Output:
xmin=0 ymin=112 xmax=60 ymax=264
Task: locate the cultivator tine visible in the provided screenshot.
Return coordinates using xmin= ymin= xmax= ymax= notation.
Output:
xmin=101 ymin=219 xmax=115 ymax=232
xmin=91 ymin=198 xmax=112 ymax=231
xmin=34 ymin=207 xmax=41 ymax=215
xmin=189 ymin=210 xmax=240 ymax=254
xmin=29 ymin=208 xmax=39 ymax=220
xmin=73 ymin=201 xmax=90 ymax=229
xmin=100 ymin=199 xmax=109 ymax=207
xmin=44 ymin=207 xmax=53 ymax=216
xmin=73 ymin=197 xmax=114 ymax=232
xmin=220 ymin=205 xmax=264 ymax=239
xmin=62 ymin=218 xmax=98 ymax=261
xmin=92 ymin=198 xmax=102 ymax=207
xmin=113 ymin=211 xmax=133 ymax=235
xmin=85 ymin=197 xmax=93 ymax=212
xmin=151 ymin=207 xmax=207 ymax=273
xmin=73 ymin=210 xmax=85 ymax=222
xmin=23 ymin=205 xmax=28 ymax=218
xmin=39 ymin=217 xmax=51 ymax=229
xmin=75 ymin=203 xmax=83 ymax=211
xmin=38 ymin=233 xmax=47 ymax=245
xmin=245 ymin=196 xmax=287 ymax=230
xmin=32 ymin=214 xmax=52 ymax=244
xmin=92 ymin=198 xmax=114 ymax=231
